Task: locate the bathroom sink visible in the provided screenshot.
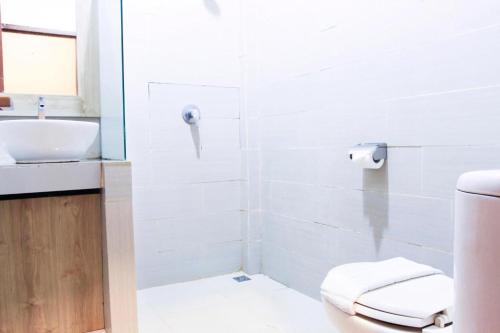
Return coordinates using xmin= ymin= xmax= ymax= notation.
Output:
xmin=0 ymin=120 xmax=99 ymax=163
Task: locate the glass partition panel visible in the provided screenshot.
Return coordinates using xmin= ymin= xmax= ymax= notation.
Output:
xmin=98 ymin=0 xmax=126 ymax=160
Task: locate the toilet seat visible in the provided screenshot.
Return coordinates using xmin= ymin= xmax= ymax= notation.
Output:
xmin=352 ymin=274 xmax=454 ymax=328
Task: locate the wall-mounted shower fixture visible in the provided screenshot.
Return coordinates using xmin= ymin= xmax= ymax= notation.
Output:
xmin=182 ymin=104 xmax=202 ymax=158
xmin=182 ymin=105 xmax=201 ymax=126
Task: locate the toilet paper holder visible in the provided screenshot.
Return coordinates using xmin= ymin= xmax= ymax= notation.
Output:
xmin=349 ymin=143 xmax=387 ymax=169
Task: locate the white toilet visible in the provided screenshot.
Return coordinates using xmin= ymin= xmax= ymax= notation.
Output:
xmin=320 ymin=170 xmax=500 ymax=333
xmin=321 ymin=258 xmax=454 ymax=333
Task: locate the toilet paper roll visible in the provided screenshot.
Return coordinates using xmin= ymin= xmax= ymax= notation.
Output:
xmin=351 ymin=151 xmax=384 ymax=169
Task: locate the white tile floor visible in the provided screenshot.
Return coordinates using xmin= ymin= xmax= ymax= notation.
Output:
xmin=137 ymin=272 xmax=335 ymax=333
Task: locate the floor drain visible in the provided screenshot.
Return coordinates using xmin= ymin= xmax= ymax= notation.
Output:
xmin=233 ymin=275 xmax=251 ymax=283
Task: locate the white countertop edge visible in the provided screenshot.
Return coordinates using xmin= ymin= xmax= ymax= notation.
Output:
xmin=0 ymin=160 xmax=103 ymax=196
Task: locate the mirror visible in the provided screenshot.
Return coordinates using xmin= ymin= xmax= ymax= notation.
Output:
xmin=0 ymin=0 xmax=103 ymax=119
xmin=0 ymin=0 xmax=78 ymax=96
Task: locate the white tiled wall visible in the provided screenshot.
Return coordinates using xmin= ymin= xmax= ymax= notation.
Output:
xmin=123 ymin=0 xmax=247 ymax=289
xmin=242 ymin=0 xmax=500 ymax=299
xmin=124 ymin=0 xmax=500 ymax=296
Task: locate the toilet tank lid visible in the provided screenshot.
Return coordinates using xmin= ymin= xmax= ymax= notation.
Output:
xmin=457 ymin=170 xmax=500 ymax=197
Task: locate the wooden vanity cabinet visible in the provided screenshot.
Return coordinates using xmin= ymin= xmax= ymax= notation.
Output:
xmin=0 ymin=192 xmax=105 ymax=333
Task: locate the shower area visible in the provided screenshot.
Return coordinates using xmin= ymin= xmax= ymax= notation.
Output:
xmin=122 ymin=0 xmax=500 ymax=332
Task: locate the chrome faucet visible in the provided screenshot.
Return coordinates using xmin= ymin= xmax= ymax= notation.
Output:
xmin=38 ymin=97 xmax=46 ymax=119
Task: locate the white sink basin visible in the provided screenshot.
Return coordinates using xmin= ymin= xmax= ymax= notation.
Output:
xmin=0 ymin=120 xmax=99 ymax=163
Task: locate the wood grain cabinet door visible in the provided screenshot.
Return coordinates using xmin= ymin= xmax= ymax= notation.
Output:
xmin=0 ymin=193 xmax=104 ymax=333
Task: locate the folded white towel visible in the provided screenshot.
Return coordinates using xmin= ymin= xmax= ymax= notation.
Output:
xmin=321 ymin=257 xmax=443 ymax=315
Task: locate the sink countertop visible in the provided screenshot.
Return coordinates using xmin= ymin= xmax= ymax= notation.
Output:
xmin=0 ymin=160 xmax=102 ymax=196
